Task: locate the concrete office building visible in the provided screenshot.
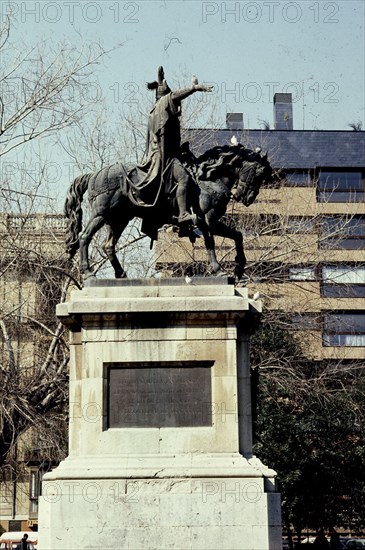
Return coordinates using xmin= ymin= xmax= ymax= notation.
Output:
xmin=157 ymin=94 xmax=365 ymax=362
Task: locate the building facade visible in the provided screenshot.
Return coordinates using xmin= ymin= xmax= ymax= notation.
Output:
xmin=0 ymin=213 xmax=67 ymax=535
xmin=156 ymin=94 xmax=365 ymax=363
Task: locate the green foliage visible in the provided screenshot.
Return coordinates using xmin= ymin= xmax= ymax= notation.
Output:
xmin=251 ymin=324 xmax=365 ymax=532
xmin=251 ymin=324 xmax=300 ymax=363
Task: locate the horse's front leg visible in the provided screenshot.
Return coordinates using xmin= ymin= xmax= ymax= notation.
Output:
xmin=208 ymin=220 xmax=246 ymax=279
xmin=79 ymin=215 xmax=105 ymax=279
xmin=199 ymin=218 xmax=222 ymax=275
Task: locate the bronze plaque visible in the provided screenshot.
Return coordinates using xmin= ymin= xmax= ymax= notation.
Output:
xmin=106 ymin=361 xmax=213 ymax=428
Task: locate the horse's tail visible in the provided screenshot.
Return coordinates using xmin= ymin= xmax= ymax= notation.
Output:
xmin=64 ymin=173 xmax=92 ymax=259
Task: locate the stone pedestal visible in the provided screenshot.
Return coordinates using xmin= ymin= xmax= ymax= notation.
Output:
xmin=38 ymin=278 xmax=281 ymax=549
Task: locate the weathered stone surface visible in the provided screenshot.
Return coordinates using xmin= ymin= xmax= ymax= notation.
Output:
xmin=40 ymin=477 xmax=281 ymax=549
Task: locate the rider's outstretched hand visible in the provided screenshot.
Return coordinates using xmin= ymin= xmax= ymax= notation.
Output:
xmin=194 ymin=84 xmax=214 ymax=93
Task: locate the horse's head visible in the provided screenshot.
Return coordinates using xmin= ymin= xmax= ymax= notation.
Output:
xmin=234 ymin=150 xmax=273 ymax=206
xmin=194 ymin=144 xmax=273 ymax=206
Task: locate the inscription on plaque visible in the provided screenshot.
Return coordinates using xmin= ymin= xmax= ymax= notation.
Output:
xmin=106 ymin=361 xmax=213 ymax=428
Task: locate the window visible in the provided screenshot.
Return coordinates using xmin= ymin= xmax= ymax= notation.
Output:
xmin=289 ymin=267 xmax=316 ymax=281
xmin=322 ymin=265 xmax=365 ymax=284
xmin=321 ymin=217 xmax=365 ymax=237
xmin=0 ymin=479 xmax=13 ymax=516
xmin=321 ymin=285 xmax=365 ymax=298
xmin=287 ymin=217 xmax=315 ymax=233
xmin=9 ymin=520 xmax=22 ymax=531
xmin=317 ymin=171 xmax=364 ymax=202
xmin=248 ymin=262 xmax=283 ymax=283
xmin=290 ymin=314 xmax=320 ymax=330
xmin=243 ymin=214 xmax=282 ymax=236
xmin=321 ymin=265 xmax=365 ymax=298
xmin=323 ymin=239 xmax=365 ymax=250
xmin=29 ymin=469 xmax=42 ymax=518
xmin=320 ymin=216 xmax=365 ymax=249
xmin=285 ymin=171 xmax=312 ymax=187
xmin=319 ymin=172 xmax=363 ymax=190
xmin=323 ymin=313 xmax=365 ymax=347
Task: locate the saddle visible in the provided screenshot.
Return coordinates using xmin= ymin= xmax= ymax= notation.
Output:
xmin=88 ymin=163 xmax=126 ymax=202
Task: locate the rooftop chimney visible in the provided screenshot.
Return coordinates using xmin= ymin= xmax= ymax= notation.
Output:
xmin=226 ymin=113 xmax=243 ymax=130
xmin=273 ymin=93 xmax=293 ymax=130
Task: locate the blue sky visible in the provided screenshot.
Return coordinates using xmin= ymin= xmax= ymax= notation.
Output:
xmin=4 ymin=0 xmax=365 ymax=131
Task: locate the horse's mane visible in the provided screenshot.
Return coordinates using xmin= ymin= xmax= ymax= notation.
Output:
xmin=195 ymin=144 xmax=255 ymax=182
xmin=196 ymin=144 xmax=244 ymax=163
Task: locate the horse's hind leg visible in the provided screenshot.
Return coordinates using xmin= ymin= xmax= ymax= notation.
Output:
xmin=103 ymin=221 xmax=128 ymax=278
xmin=79 ymin=215 xmax=105 ymax=279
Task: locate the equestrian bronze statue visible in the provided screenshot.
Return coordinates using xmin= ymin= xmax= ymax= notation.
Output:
xmin=64 ymin=67 xmax=273 ymax=281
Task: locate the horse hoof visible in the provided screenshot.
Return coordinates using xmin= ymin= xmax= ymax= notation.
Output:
xmin=237 ymin=272 xmax=249 ymax=283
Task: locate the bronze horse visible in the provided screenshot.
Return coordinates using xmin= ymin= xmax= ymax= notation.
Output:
xmin=64 ymin=143 xmax=272 ymax=280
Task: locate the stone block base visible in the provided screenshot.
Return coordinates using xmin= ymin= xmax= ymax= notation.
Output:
xmin=39 ymin=470 xmax=281 ymax=549
xmin=38 ymin=280 xmax=281 ymax=549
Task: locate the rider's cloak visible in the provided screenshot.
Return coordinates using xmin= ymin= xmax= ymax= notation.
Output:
xmin=128 ymin=92 xmax=182 ymax=203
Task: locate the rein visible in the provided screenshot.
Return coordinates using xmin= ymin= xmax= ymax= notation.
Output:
xmin=236 ymin=162 xmax=257 ymax=194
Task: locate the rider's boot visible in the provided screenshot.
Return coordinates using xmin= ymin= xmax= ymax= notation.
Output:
xmin=176 ymin=186 xmax=197 ymax=226
xmin=176 ymin=193 xmax=197 ymax=238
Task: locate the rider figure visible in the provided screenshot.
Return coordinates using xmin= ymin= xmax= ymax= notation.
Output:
xmin=146 ymin=66 xmax=213 ymax=226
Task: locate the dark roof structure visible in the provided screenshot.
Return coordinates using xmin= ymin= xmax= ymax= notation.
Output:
xmin=186 ymin=129 xmax=365 ymax=170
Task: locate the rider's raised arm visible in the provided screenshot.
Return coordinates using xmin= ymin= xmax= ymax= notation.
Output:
xmin=172 ymin=84 xmax=213 ymax=104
